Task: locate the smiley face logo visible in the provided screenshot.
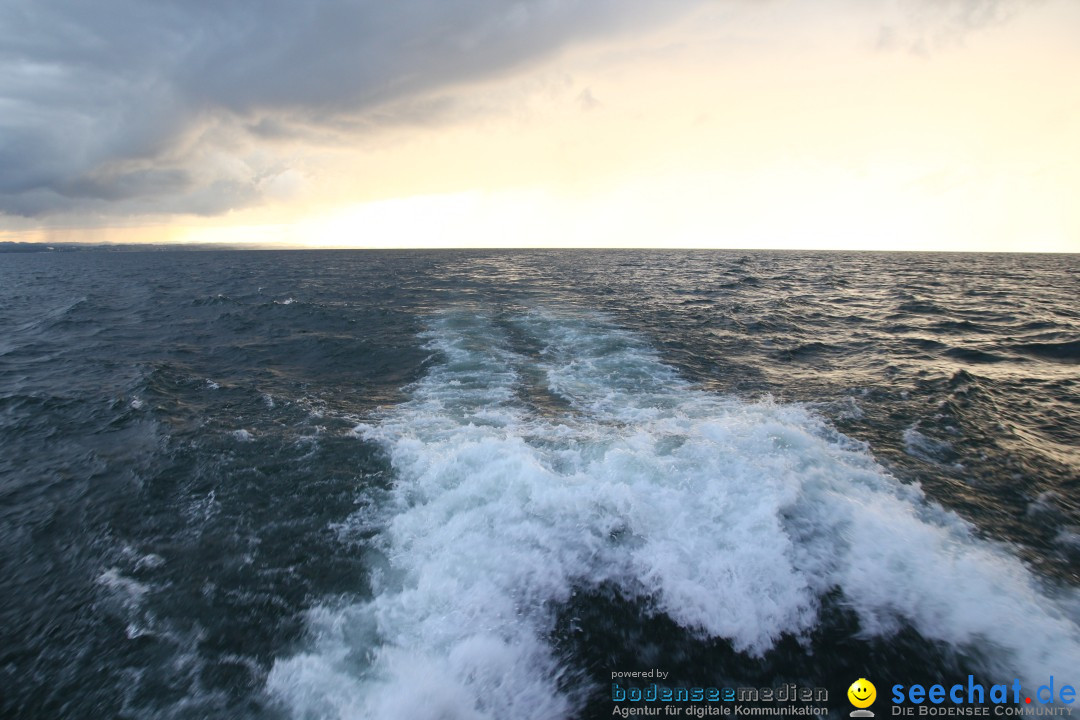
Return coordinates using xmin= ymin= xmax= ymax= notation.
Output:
xmin=848 ymin=678 xmax=877 ymax=709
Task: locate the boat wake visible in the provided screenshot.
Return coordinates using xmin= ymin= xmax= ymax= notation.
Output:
xmin=268 ymin=308 xmax=1080 ymax=719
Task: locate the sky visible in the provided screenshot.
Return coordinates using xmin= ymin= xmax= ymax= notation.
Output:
xmin=1 ymin=0 xmax=1078 ymax=251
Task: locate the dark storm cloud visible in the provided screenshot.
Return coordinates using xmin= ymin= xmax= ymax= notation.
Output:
xmin=0 ymin=0 xmax=693 ymax=218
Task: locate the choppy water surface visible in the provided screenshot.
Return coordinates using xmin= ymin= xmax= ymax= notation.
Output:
xmin=0 ymin=250 xmax=1077 ymax=718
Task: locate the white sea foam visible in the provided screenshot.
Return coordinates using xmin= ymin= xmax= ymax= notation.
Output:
xmin=1056 ymin=529 xmax=1080 ymax=555
xmin=903 ymin=424 xmax=953 ymax=463
xmin=98 ymin=567 xmax=150 ymax=604
xmin=134 ymin=553 xmax=165 ymax=571
xmin=268 ymin=308 xmax=1080 ymax=720
xmin=826 ymin=395 xmax=864 ymax=420
xmin=1027 ymin=490 xmax=1064 ymax=518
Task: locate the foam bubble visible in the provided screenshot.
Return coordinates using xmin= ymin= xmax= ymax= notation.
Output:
xmin=268 ymin=308 xmax=1080 ymax=720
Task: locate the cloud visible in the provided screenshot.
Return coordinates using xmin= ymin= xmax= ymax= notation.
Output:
xmin=0 ymin=0 xmax=695 ymax=219
xmin=877 ymin=0 xmax=1041 ymax=55
xmin=0 ymin=0 xmax=1049 ymax=222
xmin=577 ymin=87 xmax=601 ymax=111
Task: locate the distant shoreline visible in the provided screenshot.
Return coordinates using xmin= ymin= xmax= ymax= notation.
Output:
xmin=1 ymin=241 xmax=1076 ymax=255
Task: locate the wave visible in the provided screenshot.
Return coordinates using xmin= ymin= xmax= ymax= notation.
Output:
xmin=1009 ymin=340 xmax=1080 ymax=364
xmin=894 ymin=300 xmax=949 ymax=316
xmin=943 ymin=346 xmax=1010 ymax=364
xmin=268 ymin=308 xmax=1080 ymax=720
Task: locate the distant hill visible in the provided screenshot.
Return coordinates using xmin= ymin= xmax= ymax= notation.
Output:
xmin=0 ymin=242 xmax=70 ymax=253
xmin=0 ymin=242 xmax=265 ymax=253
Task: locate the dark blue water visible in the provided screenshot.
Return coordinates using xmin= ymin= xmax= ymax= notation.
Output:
xmin=1 ymin=250 xmax=1077 ymax=719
